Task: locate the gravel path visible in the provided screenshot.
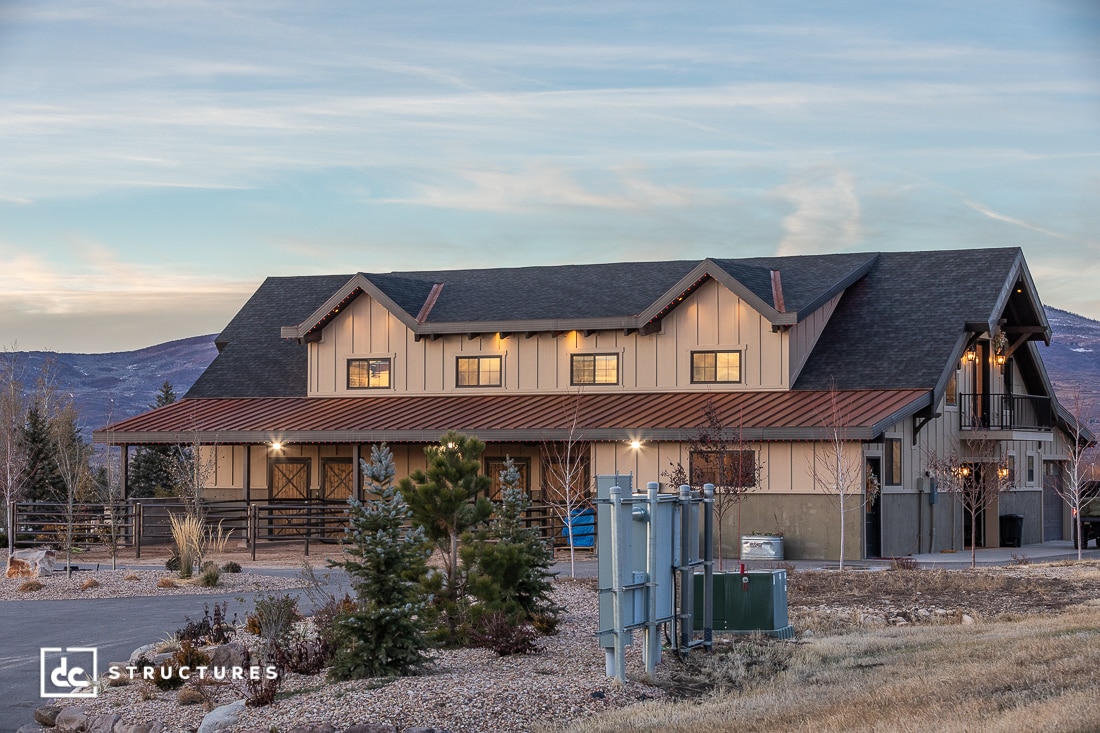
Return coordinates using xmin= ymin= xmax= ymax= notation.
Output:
xmin=50 ymin=579 xmax=661 ymax=733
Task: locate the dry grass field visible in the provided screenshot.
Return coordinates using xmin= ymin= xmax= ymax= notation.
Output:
xmin=550 ymin=563 xmax=1100 ymax=733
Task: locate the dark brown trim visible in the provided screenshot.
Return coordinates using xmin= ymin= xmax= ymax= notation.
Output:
xmin=569 ymin=353 xmax=619 ymax=386
xmin=347 ymin=357 xmax=392 ymax=390
xmin=689 ymin=350 xmax=743 ymax=384
xmin=455 ymin=355 xmax=503 ymax=388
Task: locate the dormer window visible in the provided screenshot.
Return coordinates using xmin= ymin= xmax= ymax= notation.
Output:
xmin=571 ymin=354 xmax=619 ymax=385
xmin=348 ymin=358 xmax=391 ymax=389
xmin=457 ymin=356 xmax=502 ymax=387
xmin=691 ymin=350 xmax=742 ymax=384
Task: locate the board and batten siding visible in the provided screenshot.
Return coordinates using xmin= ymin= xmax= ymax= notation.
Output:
xmin=305 ymin=279 xmax=797 ymax=396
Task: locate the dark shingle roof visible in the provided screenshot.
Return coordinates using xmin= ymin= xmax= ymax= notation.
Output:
xmin=189 ymin=248 xmax=1032 ymax=399
xmin=186 ymin=275 xmax=351 ymax=398
xmin=369 ymin=261 xmax=701 ymax=322
xmin=793 ymin=248 xmax=1022 ymax=390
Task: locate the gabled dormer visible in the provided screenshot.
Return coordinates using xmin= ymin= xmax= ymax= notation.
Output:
xmin=277 ymin=255 xmax=874 ymax=397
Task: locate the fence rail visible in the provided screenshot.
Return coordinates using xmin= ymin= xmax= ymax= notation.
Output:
xmin=7 ymin=498 xmax=593 ymax=559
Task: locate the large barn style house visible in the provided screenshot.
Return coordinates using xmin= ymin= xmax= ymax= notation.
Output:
xmin=95 ymin=247 xmax=1079 ymax=560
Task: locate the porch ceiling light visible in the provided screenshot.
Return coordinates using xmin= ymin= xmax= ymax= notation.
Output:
xmin=629 ymin=440 xmax=642 ymax=450
xmin=270 ymin=441 xmax=283 ymax=451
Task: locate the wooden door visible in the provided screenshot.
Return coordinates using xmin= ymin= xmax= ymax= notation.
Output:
xmin=269 ymin=459 xmax=309 ymax=536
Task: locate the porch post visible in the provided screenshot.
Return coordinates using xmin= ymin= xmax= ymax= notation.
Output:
xmin=243 ymin=444 xmax=252 ymax=504
xmin=119 ymin=444 xmax=129 ymax=501
xmin=352 ymin=443 xmax=362 ymax=500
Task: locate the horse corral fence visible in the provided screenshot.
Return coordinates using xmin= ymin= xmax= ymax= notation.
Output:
xmin=8 ymin=498 xmax=587 ymax=560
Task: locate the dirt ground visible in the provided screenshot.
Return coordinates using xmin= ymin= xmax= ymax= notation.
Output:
xmin=787 ymin=561 xmax=1100 ymax=620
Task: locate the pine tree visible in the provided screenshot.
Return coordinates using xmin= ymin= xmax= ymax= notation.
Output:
xmin=462 ymin=457 xmax=559 ymax=628
xmin=398 ymin=431 xmax=493 ymax=641
xmin=128 ymin=382 xmax=180 ymax=498
xmin=22 ymin=403 xmax=64 ymax=502
xmin=327 ymin=443 xmax=432 ymax=680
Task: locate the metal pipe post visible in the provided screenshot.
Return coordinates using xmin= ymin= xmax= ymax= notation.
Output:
xmin=644 ymin=481 xmax=660 ymax=675
xmin=609 ymin=485 xmax=626 ymax=682
xmin=703 ymin=483 xmax=715 ymax=651
xmin=678 ymin=484 xmax=694 ymax=651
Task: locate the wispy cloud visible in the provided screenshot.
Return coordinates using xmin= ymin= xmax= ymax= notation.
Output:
xmin=963 ymin=198 xmax=1068 ymax=239
xmin=776 ymin=168 xmax=862 ymax=256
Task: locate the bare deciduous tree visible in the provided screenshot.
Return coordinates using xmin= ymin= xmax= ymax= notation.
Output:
xmin=1057 ymin=391 xmax=1098 ymax=561
xmin=810 ymin=387 xmax=875 ymax=571
xmin=541 ymin=391 xmax=591 ymax=579
xmin=927 ymin=437 xmax=1013 ymax=568
xmin=664 ymin=400 xmax=761 ymax=570
xmin=1 ymin=348 xmax=31 ymax=555
xmin=52 ymin=401 xmax=92 ymax=578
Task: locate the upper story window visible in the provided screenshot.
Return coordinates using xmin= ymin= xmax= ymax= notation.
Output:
xmin=348 ymin=358 xmax=391 ymax=389
xmin=691 ymin=350 xmax=742 ymax=383
xmin=945 ymin=371 xmax=957 ymax=407
xmin=571 ymin=354 xmax=619 ymax=385
xmin=457 ymin=355 xmax=502 ymax=387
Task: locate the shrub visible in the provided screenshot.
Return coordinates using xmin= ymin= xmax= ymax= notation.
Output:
xmin=157 ymin=577 xmax=178 ymax=589
xmin=125 ymin=572 xmax=140 ymax=581
xmin=890 ymin=557 xmax=920 ymax=572
xmin=165 ymin=556 xmax=181 ymax=572
xmin=176 ymin=602 xmax=233 ymax=645
xmin=80 ymin=577 xmax=100 ymax=590
xmin=461 ymin=462 xmax=561 ymax=635
xmin=243 ymin=593 xmax=301 ymax=706
xmin=222 ymin=561 xmax=242 ymax=574
xmin=17 ymin=580 xmax=44 ymax=593
xmin=168 ymin=513 xmax=204 ymax=578
xmin=197 ymin=565 xmax=221 ymax=588
xmin=470 ymin=611 xmax=539 ymax=656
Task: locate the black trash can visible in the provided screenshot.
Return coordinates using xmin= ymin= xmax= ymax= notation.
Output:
xmin=999 ymin=514 xmax=1024 ymax=548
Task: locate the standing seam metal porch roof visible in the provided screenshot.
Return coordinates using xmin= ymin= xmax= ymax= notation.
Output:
xmin=96 ymin=389 xmax=931 ymax=445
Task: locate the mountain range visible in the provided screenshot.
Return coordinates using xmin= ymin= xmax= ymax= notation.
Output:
xmin=5 ymin=306 xmax=1100 ymax=439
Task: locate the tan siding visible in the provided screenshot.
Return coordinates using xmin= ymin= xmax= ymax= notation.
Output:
xmin=308 ymin=277 xmax=810 ymax=396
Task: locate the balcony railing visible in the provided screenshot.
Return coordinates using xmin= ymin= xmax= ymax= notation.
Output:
xmin=959 ymin=393 xmax=1052 ymax=432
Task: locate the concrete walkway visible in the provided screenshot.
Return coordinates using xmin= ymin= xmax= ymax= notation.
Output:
xmin=559 ymin=540 xmax=1100 ymax=577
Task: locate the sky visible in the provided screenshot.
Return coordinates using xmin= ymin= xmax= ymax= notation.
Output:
xmin=0 ymin=1 xmax=1098 ymax=353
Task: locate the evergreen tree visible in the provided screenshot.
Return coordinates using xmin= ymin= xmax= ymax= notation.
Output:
xmin=398 ymin=431 xmax=493 ymax=640
xmin=462 ymin=457 xmax=559 ymax=629
xmin=22 ymin=403 xmax=64 ymax=502
xmin=128 ymin=382 xmax=180 ymax=498
xmin=328 ymin=443 xmax=432 ymax=680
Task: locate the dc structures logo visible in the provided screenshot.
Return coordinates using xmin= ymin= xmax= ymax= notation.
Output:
xmin=40 ymin=647 xmax=98 ymax=698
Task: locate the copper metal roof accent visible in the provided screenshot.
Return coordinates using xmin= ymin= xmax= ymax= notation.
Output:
xmin=94 ymin=389 xmax=931 ymax=445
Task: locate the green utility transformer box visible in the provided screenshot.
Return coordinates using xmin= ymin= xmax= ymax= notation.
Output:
xmin=694 ymin=570 xmax=794 ymax=639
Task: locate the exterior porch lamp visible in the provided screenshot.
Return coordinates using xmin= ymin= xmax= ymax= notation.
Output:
xmin=964 ymin=348 xmax=977 ymax=363
xmin=995 ymin=352 xmax=1007 ymax=366
xmin=997 ymin=467 xmax=1010 ymax=480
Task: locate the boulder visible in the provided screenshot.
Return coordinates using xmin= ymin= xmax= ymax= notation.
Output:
xmin=128 ymin=644 xmax=159 ymax=665
xmin=113 ymin=723 xmax=165 ymax=733
xmin=197 ymin=700 xmax=245 ymax=733
xmin=6 ymin=549 xmax=56 ymax=578
xmin=84 ymin=714 xmax=119 ymax=733
xmin=34 ymin=705 xmax=62 ymax=727
xmin=205 ymin=641 xmax=248 ymax=670
xmin=17 ymin=724 xmax=46 ymax=733
xmin=53 ymin=707 xmax=87 ymax=733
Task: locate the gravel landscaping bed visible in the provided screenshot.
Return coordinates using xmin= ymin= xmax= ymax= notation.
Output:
xmin=0 ymin=567 xmax=308 ymax=602
xmin=46 ymin=578 xmax=660 ymax=733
